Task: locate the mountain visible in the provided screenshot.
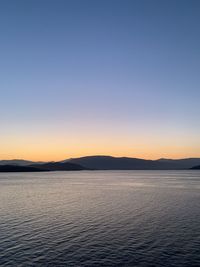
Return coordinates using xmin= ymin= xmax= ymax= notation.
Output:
xmin=0 ymin=162 xmax=86 ymax=172
xmin=191 ymin=165 xmax=200 ymax=170
xmin=30 ymin=162 xmax=87 ymax=171
xmin=1 ymin=156 xmax=200 ymax=171
xmin=67 ymin=156 xmax=200 ymax=170
xmin=0 ymin=165 xmax=46 ymax=172
xmin=0 ymin=159 xmax=43 ymax=166
xmin=67 ymin=156 xmax=166 ymax=170
xmin=157 ymin=158 xmax=200 ymax=169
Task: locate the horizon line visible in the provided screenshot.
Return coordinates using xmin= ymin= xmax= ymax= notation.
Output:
xmin=1 ymin=154 xmax=200 ymax=162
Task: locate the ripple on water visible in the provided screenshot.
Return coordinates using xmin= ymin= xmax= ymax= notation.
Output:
xmin=0 ymin=170 xmax=200 ymax=267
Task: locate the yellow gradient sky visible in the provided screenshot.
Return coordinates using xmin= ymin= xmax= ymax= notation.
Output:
xmin=1 ymin=124 xmax=199 ymax=161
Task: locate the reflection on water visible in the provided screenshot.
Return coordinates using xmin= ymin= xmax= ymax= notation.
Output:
xmin=0 ymin=170 xmax=200 ymax=267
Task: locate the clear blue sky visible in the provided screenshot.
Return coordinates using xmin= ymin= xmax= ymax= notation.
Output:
xmin=0 ymin=0 xmax=199 ymax=160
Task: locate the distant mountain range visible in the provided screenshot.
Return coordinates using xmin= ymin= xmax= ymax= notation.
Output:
xmin=30 ymin=162 xmax=86 ymax=171
xmin=0 ymin=162 xmax=87 ymax=172
xmin=0 ymin=159 xmax=39 ymax=166
xmin=0 ymin=155 xmax=200 ymax=172
xmin=67 ymin=156 xmax=200 ymax=170
xmin=191 ymin=165 xmax=200 ymax=170
xmin=0 ymin=165 xmax=46 ymax=172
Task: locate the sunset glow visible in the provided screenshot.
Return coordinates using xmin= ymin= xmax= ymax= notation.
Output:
xmin=0 ymin=0 xmax=199 ymax=161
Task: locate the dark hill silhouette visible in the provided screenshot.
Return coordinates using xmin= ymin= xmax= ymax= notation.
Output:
xmin=0 ymin=162 xmax=86 ymax=172
xmin=0 ymin=159 xmax=41 ymax=166
xmin=67 ymin=156 xmax=167 ymax=170
xmin=157 ymin=158 xmax=200 ymax=169
xmin=191 ymin=165 xmax=200 ymax=170
xmin=68 ymin=156 xmax=154 ymax=170
xmin=67 ymin=156 xmax=200 ymax=170
xmin=1 ymin=156 xmax=200 ymax=171
xmin=0 ymin=165 xmax=46 ymax=172
xmin=30 ymin=162 xmax=86 ymax=171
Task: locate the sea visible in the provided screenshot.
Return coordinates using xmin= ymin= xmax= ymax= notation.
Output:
xmin=0 ymin=170 xmax=200 ymax=267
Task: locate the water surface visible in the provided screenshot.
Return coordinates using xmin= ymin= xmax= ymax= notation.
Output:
xmin=0 ymin=170 xmax=200 ymax=266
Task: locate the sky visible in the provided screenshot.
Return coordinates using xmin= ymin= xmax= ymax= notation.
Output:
xmin=0 ymin=0 xmax=200 ymax=161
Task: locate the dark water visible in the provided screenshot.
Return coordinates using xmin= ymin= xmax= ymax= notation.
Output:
xmin=0 ymin=171 xmax=200 ymax=267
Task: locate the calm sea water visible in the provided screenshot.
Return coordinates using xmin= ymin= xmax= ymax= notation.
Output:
xmin=0 ymin=170 xmax=200 ymax=267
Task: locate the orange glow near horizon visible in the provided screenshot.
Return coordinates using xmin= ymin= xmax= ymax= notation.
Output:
xmin=1 ymin=122 xmax=199 ymax=161
xmin=0 ymin=134 xmax=199 ymax=161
